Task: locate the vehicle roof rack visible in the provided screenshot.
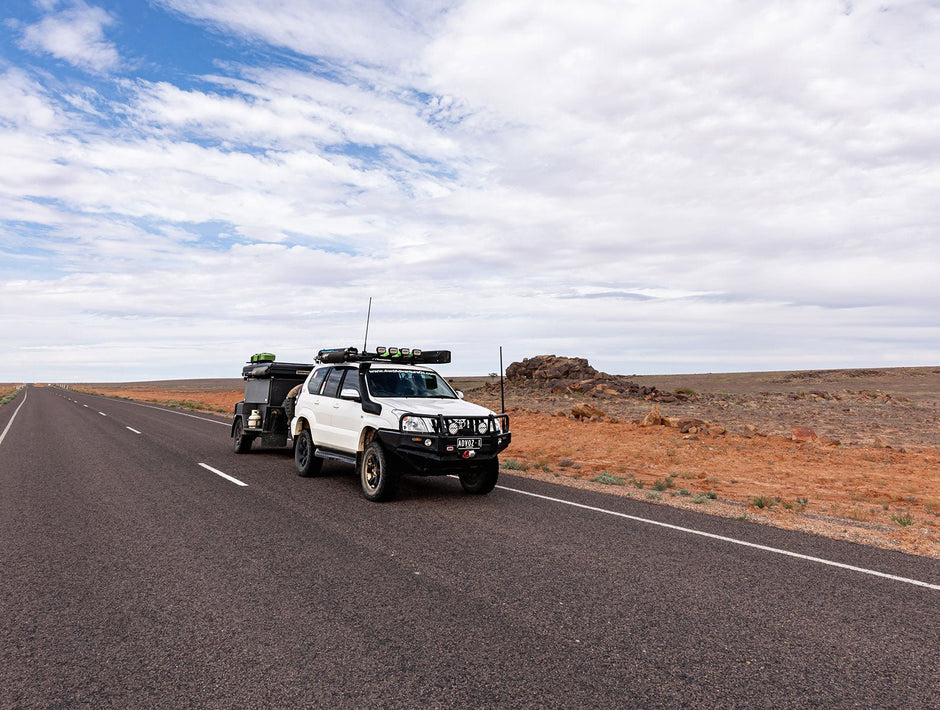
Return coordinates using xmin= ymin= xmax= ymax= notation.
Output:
xmin=316 ymin=346 xmax=451 ymax=365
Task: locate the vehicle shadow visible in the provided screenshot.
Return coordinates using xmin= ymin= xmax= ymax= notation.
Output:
xmin=238 ymin=445 xmax=485 ymax=502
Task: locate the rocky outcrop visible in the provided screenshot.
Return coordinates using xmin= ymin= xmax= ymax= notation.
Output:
xmin=570 ymin=403 xmax=606 ymax=420
xmin=639 ymin=405 xmax=726 ymax=437
xmin=506 ymin=355 xmax=597 ymax=382
xmin=505 ymin=355 xmax=677 ymax=402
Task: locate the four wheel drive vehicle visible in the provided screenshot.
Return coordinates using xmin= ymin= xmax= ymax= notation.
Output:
xmin=231 ymin=354 xmax=313 ymax=453
xmin=289 ymin=347 xmax=511 ymax=501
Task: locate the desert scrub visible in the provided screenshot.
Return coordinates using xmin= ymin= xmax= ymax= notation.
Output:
xmin=652 ymin=477 xmax=675 ymax=492
xmin=0 ymin=389 xmax=18 ymax=406
xmin=782 ymin=497 xmax=810 ymax=512
xmin=167 ymin=399 xmax=215 ymax=412
xmin=502 ymin=459 xmax=530 ymax=471
xmin=592 ymin=472 xmax=627 ymax=486
xmin=750 ymin=494 xmax=779 ymax=510
xmin=891 ymin=512 xmax=915 ymax=527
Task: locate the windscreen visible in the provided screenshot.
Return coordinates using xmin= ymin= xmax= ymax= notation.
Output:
xmin=366 ymin=369 xmax=457 ymax=398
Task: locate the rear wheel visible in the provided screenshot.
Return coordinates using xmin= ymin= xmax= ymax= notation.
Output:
xmin=459 ymin=459 xmax=499 ymax=494
xmin=360 ymin=441 xmax=399 ymax=502
xmin=294 ymin=428 xmax=323 ymax=477
xmin=233 ymin=417 xmax=254 ymax=454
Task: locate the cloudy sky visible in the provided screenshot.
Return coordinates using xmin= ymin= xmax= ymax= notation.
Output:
xmin=1 ymin=0 xmax=938 ymax=382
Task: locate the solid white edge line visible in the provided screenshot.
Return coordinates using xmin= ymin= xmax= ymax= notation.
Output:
xmin=496 ymin=484 xmax=940 ymax=592
xmin=198 ymin=462 xmax=248 ymax=487
xmin=0 ymin=387 xmax=29 ymax=448
xmin=126 ymin=426 xmax=141 ymax=434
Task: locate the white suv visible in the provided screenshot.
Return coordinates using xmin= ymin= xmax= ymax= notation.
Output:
xmin=290 ymin=348 xmax=511 ymax=501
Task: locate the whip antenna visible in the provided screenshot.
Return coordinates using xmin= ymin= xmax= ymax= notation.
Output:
xmin=363 ymin=297 xmax=372 ymax=352
xmin=500 ymin=346 xmax=505 ymax=414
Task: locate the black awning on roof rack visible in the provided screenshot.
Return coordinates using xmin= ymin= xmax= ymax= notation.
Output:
xmin=316 ymin=348 xmax=451 ymax=365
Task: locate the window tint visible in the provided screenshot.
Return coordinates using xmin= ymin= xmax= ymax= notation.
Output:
xmin=321 ymin=367 xmax=346 ymax=398
xmin=307 ymin=367 xmax=330 ymax=394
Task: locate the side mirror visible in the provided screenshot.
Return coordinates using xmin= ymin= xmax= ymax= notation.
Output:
xmin=456 ymin=390 xmax=464 ymax=399
xmin=340 ymin=387 xmax=361 ymax=402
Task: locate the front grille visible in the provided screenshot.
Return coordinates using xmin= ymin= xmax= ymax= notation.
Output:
xmin=439 ymin=415 xmax=507 ymax=436
xmin=397 ymin=413 xmax=509 ymax=436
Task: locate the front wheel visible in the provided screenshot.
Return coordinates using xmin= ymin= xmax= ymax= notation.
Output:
xmin=359 ymin=441 xmax=399 ymax=502
xmin=294 ymin=429 xmax=323 ymax=477
xmin=459 ymin=459 xmax=499 ymax=495
xmin=233 ymin=417 xmax=253 ymax=454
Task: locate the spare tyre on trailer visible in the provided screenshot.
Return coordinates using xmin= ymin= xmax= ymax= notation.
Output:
xmin=232 ymin=354 xmax=313 ymax=453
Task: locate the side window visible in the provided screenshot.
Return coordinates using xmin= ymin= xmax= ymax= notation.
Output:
xmin=321 ymin=367 xmax=346 ymax=398
xmin=307 ymin=367 xmax=329 ymax=395
xmin=340 ymin=370 xmax=360 ymax=398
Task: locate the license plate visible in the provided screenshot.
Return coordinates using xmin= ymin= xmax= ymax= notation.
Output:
xmin=457 ymin=438 xmax=482 ymax=449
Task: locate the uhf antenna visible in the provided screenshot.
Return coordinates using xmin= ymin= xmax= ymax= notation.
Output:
xmin=363 ymin=297 xmax=372 ymax=351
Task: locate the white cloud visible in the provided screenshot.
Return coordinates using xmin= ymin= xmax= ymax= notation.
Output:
xmin=18 ymin=1 xmax=120 ymax=73
xmin=157 ymin=0 xmax=450 ymax=67
xmin=0 ymin=68 xmax=62 ymax=129
xmin=2 ymin=1 xmax=939 ymax=381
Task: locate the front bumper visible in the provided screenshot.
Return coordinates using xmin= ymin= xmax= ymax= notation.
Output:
xmin=375 ymin=421 xmax=511 ymax=475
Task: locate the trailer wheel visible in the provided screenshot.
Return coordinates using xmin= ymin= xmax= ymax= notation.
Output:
xmin=294 ymin=429 xmax=323 ymax=477
xmin=459 ymin=459 xmax=499 ymax=495
xmin=359 ymin=441 xmax=399 ymax=502
xmin=233 ymin=417 xmax=254 ymax=454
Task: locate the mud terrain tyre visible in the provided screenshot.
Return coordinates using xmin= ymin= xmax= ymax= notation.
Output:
xmin=294 ymin=428 xmax=323 ymax=477
xmin=459 ymin=459 xmax=499 ymax=495
xmin=233 ymin=417 xmax=254 ymax=454
xmin=360 ymin=441 xmax=399 ymax=502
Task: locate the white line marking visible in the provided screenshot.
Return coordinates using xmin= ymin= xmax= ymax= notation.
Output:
xmin=98 ymin=411 xmax=107 ymax=416
xmin=0 ymin=388 xmax=29 ymax=448
xmin=83 ymin=404 xmax=89 ymax=408
xmin=497 ymin=484 xmax=940 ymax=591
xmin=198 ymin=463 xmax=248 ymax=487
xmin=126 ymin=427 xmax=141 ymax=434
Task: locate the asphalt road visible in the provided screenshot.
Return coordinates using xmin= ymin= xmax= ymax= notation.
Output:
xmin=1 ymin=385 xmax=938 ymax=709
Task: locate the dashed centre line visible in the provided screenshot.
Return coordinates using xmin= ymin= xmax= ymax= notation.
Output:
xmin=198 ymin=463 xmax=248 ymax=487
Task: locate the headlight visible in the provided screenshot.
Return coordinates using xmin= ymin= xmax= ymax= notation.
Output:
xmin=477 ymin=421 xmax=489 ymax=434
xmin=398 ymin=413 xmax=432 ymax=433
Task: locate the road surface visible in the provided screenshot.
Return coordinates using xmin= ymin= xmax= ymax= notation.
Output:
xmin=1 ymin=385 xmax=938 ymax=708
